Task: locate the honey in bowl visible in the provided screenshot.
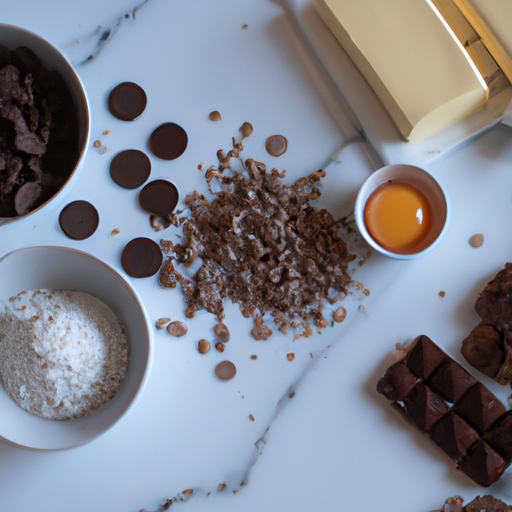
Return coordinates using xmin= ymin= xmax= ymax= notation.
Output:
xmin=364 ymin=181 xmax=432 ymax=254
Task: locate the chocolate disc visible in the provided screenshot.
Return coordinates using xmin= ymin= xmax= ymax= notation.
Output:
xmin=110 ymin=150 xmax=151 ymax=189
xmin=139 ymin=179 xmax=179 ymax=217
xmin=121 ymin=237 xmax=163 ymax=278
xmin=148 ymin=122 xmax=188 ymax=160
xmin=265 ymin=135 xmax=288 ymax=157
xmin=59 ymin=200 xmax=99 ymax=240
xmin=108 ymin=82 xmax=147 ymax=121
xmin=215 ymin=360 xmax=237 ymax=381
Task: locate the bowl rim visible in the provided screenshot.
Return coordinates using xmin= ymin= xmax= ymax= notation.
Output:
xmin=0 ymin=245 xmax=154 ymax=450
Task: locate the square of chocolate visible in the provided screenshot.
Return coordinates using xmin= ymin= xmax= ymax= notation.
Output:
xmin=405 ymin=335 xmax=446 ymax=379
xmin=483 ymin=410 xmax=512 ymax=464
xmin=403 ymin=382 xmax=450 ymax=432
xmin=427 ymin=358 xmax=477 ymax=404
xmin=457 ymin=439 xmax=507 ymax=487
xmin=377 ymin=360 xmax=418 ymax=402
xmin=454 ymin=383 xmax=506 ymax=434
xmin=428 ymin=412 xmax=479 ymax=461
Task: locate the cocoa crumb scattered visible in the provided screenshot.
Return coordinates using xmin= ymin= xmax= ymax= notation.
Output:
xmin=287 ymin=353 xmax=295 ymax=361
xmin=250 ymin=354 xmax=257 ymax=360
xmin=248 ymin=414 xmax=255 ymax=421
xmin=111 ymin=228 xmax=120 ymax=236
xmin=439 ymin=290 xmax=446 ymax=298
xmin=93 ymin=140 xmax=101 ymax=148
xmin=217 ymin=482 xmax=227 ymax=492
xmin=159 ymin=124 xmax=353 ymax=339
xmin=214 ymin=341 xmax=225 ymax=353
xmin=333 ymin=306 xmax=347 ymax=323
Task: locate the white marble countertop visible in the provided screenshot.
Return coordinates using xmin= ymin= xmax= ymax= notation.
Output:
xmin=2 ymin=1 xmax=512 ymax=511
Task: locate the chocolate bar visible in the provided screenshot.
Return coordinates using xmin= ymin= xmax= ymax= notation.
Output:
xmin=377 ymin=335 xmax=512 ymax=487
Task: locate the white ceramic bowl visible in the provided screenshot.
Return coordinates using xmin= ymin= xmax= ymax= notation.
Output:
xmin=354 ymin=164 xmax=451 ymax=259
xmin=0 ymin=24 xmax=89 ymax=225
xmin=0 ymin=246 xmax=153 ymax=450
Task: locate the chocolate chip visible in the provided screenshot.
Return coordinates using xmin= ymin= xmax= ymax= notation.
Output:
xmin=215 ymin=360 xmax=236 ymax=381
xmin=59 ymin=200 xmax=99 ymax=240
xmin=139 ymin=179 xmax=179 ymax=217
xmin=108 ymin=82 xmax=147 ymax=121
xmin=110 ymin=149 xmax=151 ymax=189
xmin=148 ymin=122 xmax=188 ymax=160
xmin=265 ymin=135 xmax=288 ymax=157
xmin=121 ymin=237 xmax=163 ymax=278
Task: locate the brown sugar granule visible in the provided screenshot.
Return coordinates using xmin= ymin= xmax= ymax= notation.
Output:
xmin=241 ymin=24 xmax=248 ymax=30
xmin=111 ymin=228 xmax=121 ymax=236
xmin=249 ymin=414 xmax=255 ymax=421
xmin=198 ymin=339 xmax=210 ymax=354
xmin=159 ymin=126 xmax=353 ymax=339
xmin=470 ymin=234 xmax=484 ymax=248
xmin=209 ymin=110 xmax=222 ymax=121
xmin=250 ymin=354 xmax=257 ymax=360
xmin=287 ymin=353 xmax=295 ymax=361
xmin=93 ymin=140 xmax=101 ymax=148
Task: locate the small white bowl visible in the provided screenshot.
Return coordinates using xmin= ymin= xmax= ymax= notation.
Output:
xmin=354 ymin=164 xmax=450 ymax=259
xmin=0 ymin=24 xmax=89 ymax=225
xmin=0 ymin=246 xmax=153 ymax=450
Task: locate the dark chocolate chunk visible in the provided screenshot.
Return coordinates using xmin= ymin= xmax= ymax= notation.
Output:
xmin=110 ymin=149 xmax=151 ymax=189
xmin=428 ymin=412 xmax=479 ymax=461
xmin=14 ymin=181 xmax=42 ymax=216
xmin=483 ymin=410 xmax=512 ymax=463
xmin=108 ymin=82 xmax=147 ymax=121
xmin=148 ymin=122 xmax=188 ymax=160
xmin=427 ymin=358 xmax=477 ymax=404
xmin=465 ymin=495 xmax=512 ymax=512
xmin=59 ymin=200 xmax=99 ymax=240
xmin=454 ymin=383 xmax=506 ymax=434
xmin=376 ymin=360 xmax=418 ymax=402
xmin=139 ymin=179 xmax=179 ymax=217
xmin=403 ymin=382 xmax=450 ymax=432
xmin=457 ymin=440 xmax=507 ymax=487
xmin=121 ymin=237 xmax=163 ymax=278
xmin=475 ymin=263 xmax=512 ymax=330
xmin=462 ymin=324 xmax=504 ymax=380
xmin=406 ymin=335 xmax=446 ymax=379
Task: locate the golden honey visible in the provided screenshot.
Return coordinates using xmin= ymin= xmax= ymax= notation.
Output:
xmin=364 ymin=182 xmax=432 ymax=253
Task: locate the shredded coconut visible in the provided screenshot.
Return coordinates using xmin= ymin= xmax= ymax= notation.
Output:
xmin=0 ymin=289 xmax=128 ymax=420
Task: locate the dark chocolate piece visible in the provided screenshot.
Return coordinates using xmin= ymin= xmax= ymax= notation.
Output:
xmin=454 ymin=383 xmax=506 ymax=434
xmin=108 ymin=82 xmax=147 ymax=121
xmin=406 ymin=335 xmax=446 ymax=379
xmin=483 ymin=410 xmax=512 ymax=463
xmin=59 ymin=200 xmax=99 ymax=240
xmin=428 ymin=412 xmax=479 ymax=461
xmin=110 ymin=149 xmax=151 ymax=189
xmin=462 ymin=324 xmax=504 ymax=380
xmin=148 ymin=122 xmax=188 ymax=160
xmin=427 ymin=358 xmax=477 ymax=404
xmin=121 ymin=237 xmax=163 ymax=278
xmin=376 ymin=360 xmax=418 ymax=401
xmin=403 ymin=382 xmax=449 ymax=432
xmin=139 ymin=179 xmax=179 ymax=217
xmin=457 ymin=440 xmax=507 ymax=487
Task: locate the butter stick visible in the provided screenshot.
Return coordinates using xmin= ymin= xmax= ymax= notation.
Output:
xmin=313 ymin=0 xmax=489 ymax=142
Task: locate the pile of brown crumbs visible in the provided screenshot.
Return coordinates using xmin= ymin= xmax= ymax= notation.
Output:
xmin=159 ymin=123 xmax=354 ymax=339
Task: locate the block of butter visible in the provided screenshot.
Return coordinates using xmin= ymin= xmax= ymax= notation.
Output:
xmin=452 ymin=0 xmax=512 ymax=84
xmin=313 ymin=0 xmax=489 ymax=143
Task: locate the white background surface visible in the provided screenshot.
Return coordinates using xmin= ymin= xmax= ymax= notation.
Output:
xmin=1 ymin=1 xmax=512 ymax=511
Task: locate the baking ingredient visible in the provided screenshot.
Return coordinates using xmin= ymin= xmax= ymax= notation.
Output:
xmin=0 ymin=45 xmax=81 ymax=217
xmin=0 ymin=289 xmax=128 ymax=420
xmin=167 ymin=321 xmax=187 ymax=337
xmin=265 ymin=135 xmax=288 ymax=157
xmin=469 ymin=233 xmax=484 ymax=247
xmin=159 ymin=124 xmax=353 ymax=338
xmin=214 ymin=323 xmax=230 ymax=342
xmin=121 ymin=237 xmax=163 ymax=278
xmin=312 ymin=0 xmax=488 ymax=142
xmin=462 ymin=263 xmax=512 ymax=384
xmin=438 ymin=495 xmax=512 ymax=511
xmin=215 ymin=360 xmax=236 ymax=381
xmin=198 ymin=339 xmax=210 ymax=354
xmin=149 ymin=122 xmax=188 ymax=160
xmin=110 ymin=149 xmax=151 ymax=189
xmin=59 ymin=200 xmax=99 ymax=240
xmin=108 ymin=82 xmax=147 ymax=121
xmin=139 ymin=179 xmax=179 ymax=217
xmin=377 ymin=335 xmax=512 ymax=487
xmin=155 ymin=318 xmax=171 ymax=330
xmin=209 ymin=111 xmax=221 ymax=121
xmin=364 ymin=181 xmax=432 ymax=253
